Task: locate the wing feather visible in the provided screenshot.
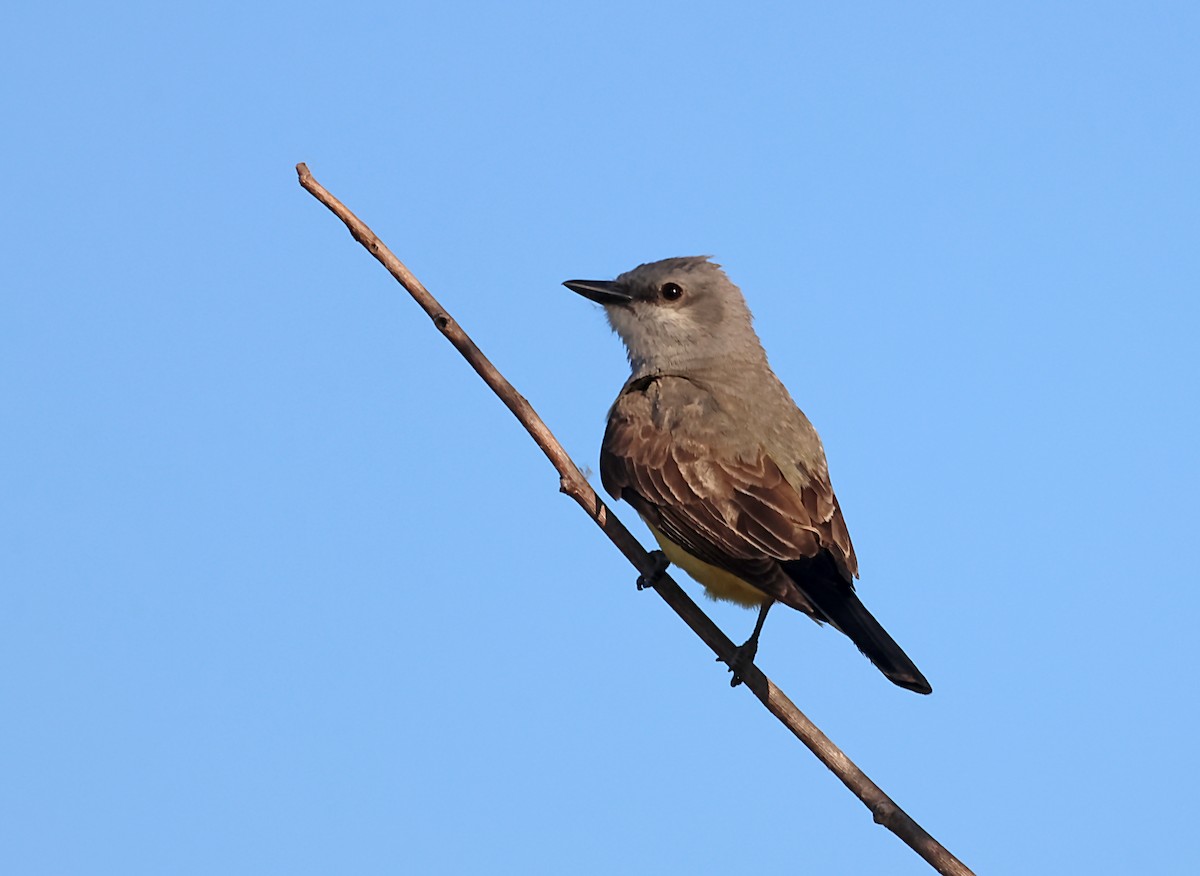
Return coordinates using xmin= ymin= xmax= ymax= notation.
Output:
xmin=601 ymin=376 xmax=858 ymax=604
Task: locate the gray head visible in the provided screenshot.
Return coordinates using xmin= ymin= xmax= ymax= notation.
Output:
xmin=564 ymin=256 xmax=767 ymax=375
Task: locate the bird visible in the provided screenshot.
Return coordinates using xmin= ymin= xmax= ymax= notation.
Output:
xmin=564 ymin=256 xmax=931 ymax=693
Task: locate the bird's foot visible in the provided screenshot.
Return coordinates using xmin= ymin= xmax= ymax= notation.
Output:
xmin=720 ymin=638 xmax=759 ymax=687
xmin=636 ymin=550 xmax=669 ymax=591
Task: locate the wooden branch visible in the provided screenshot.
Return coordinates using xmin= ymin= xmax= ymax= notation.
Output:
xmin=296 ymin=162 xmax=975 ymax=876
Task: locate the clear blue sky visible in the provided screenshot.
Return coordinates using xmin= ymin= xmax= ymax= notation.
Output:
xmin=3 ymin=3 xmax=1197 ymax=874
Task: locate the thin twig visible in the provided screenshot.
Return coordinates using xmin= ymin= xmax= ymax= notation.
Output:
xmin=296 ymin=162 xmax=975 ymax=876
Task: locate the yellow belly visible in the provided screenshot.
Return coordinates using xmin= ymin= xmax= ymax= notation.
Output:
xmin=646 ymin=522 xmax=768 ymax=608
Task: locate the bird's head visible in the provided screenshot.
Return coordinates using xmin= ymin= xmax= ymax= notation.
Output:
xmin=564 ymin=256 xmax=764 ymax=374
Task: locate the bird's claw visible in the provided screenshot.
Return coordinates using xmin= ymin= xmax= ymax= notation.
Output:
xmin=719 ymin=640 xmax=759 ymax=687
xmin=636 ymin=550 xmax=669 ymax=591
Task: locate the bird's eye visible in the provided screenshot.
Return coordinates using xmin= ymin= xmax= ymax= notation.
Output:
xmin=661 ymin=282 xmax=683 ymax=301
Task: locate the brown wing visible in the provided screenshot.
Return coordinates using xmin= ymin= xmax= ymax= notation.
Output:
xmin=600 ymin=377 xmax=858 ymax=607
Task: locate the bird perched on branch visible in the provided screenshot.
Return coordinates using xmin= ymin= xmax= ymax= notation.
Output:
xmin=565 ymin=257 xmax=931 ymax=693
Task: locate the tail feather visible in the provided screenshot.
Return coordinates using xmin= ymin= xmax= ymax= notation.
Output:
xmin=783 ymin=561 xmax=932 ymax=695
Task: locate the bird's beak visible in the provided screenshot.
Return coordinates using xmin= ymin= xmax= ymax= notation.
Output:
xmin=563 ymin=279 xmax=633 ymax=306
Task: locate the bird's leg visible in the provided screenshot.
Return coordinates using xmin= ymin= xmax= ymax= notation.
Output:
xmin=636 ymin=550 xmax=670 ymax=591
xmin=723 ymin=600 xmax=773 ymax=687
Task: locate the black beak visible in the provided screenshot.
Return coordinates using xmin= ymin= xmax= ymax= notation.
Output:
xmin=563 ymin=279 xmax=633 ymax=306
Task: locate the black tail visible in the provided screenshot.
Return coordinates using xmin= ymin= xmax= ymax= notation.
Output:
xmin=783 ymin=560 xmax=932 ymax=694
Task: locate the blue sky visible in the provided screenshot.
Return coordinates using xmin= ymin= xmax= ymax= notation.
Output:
xmin=2 ymin=3 xmax=1198 ymax=874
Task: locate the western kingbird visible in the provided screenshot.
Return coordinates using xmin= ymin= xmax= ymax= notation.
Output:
xmin=565 ymin=256 xmax=931 ymax=693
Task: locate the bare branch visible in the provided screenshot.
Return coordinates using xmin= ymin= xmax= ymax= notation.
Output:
xmin=296 ymin=162 xmax=975 ymax=876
